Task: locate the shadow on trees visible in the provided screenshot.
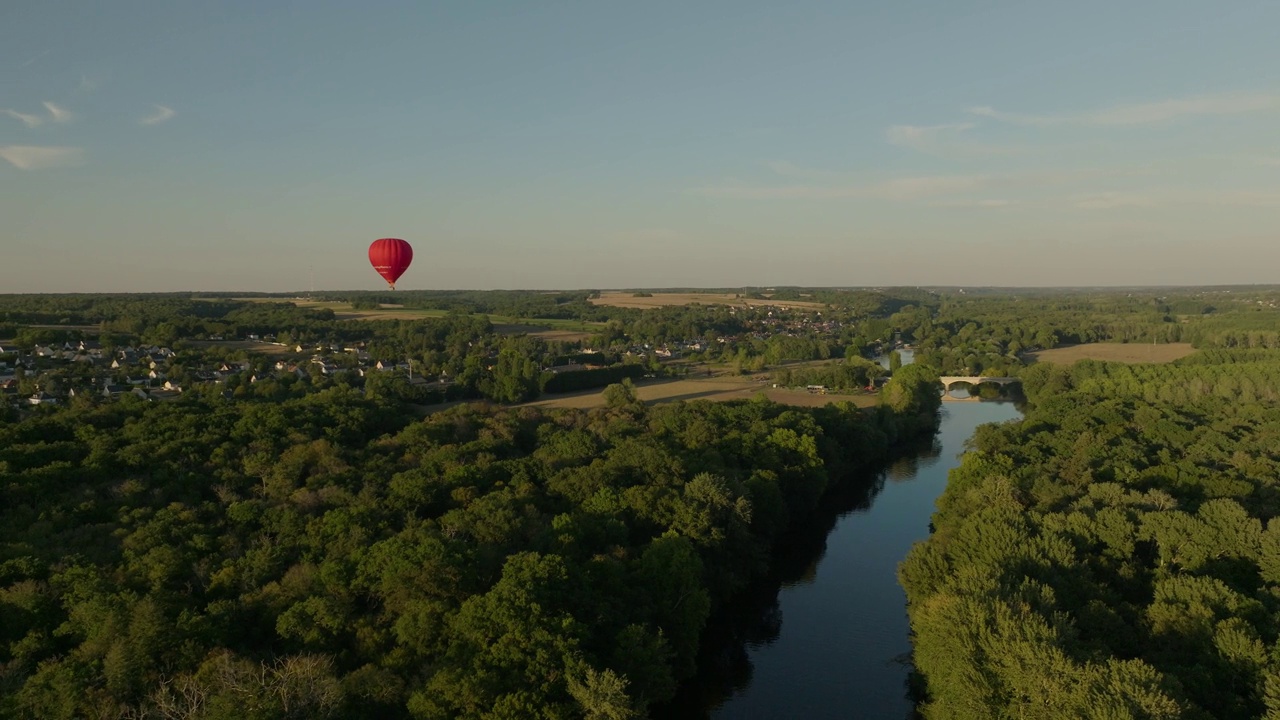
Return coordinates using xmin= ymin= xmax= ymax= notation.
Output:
xmin=657 ymin=432 xmax=942 ymax=719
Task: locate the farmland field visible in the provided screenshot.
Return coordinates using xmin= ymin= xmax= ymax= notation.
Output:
xmin=212 ymin=298 xmax=603 ymax=338
xmin=522 ymin=376 xmax=878 ymax=411
xmin=589 ymin=292 xmax=827 ymax=310
xmin=492 ymin=325 xmax=597 ymax=342
xmin=185 ymin=340 xmax=296 ymax=355
xmin=1026 ymin=342 xmax=1196 ymax=364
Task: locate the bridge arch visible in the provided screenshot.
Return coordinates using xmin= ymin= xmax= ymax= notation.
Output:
xmin=936 ymin=376 xmax=1021 ymax=392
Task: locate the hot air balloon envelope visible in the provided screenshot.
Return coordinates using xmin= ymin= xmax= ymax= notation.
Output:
xmin=368 ymin=238 xmax=413 ymax=289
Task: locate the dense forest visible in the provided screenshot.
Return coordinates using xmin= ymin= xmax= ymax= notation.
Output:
xmin=900 ymin=349 xmax=1280 ymax=719
xmin=7 ymin=287 xmax=1280 ymax=718
xmin=0 ymin=359 xmax=941 ymax=718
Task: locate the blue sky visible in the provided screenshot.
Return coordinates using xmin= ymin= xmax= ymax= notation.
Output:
xmin=3 ymin=0 xmax=1279 ymax=292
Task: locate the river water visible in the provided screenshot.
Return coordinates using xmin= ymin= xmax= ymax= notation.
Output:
xmin=666 ymin=400 xmax=1023 ymax=719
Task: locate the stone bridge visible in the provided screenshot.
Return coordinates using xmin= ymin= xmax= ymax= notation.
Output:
xmin=937 ymin=376 xmax=1021 ymax=392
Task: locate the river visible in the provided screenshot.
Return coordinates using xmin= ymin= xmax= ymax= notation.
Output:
xmin=666 ymin=399 xmax=1023 ymax=719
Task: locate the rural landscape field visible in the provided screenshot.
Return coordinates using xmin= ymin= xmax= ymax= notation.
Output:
xmin=6 ymin=1 xmax=1280 ymax=718
xmin=1026 ymin=341 xmax=1196 ymax=364
xmin=589 ymin=291 xmax=828 ymax=311
xmin=8 ymin=288 xmax=1280 ymax=720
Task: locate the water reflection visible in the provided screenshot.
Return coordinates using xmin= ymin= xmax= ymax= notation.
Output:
xmin=662 ymin=402 xmax=1023 ymax=720
xmin=873 ymin=348 xmax=915 ymax=370
xmin=884 ymin=443 xmax=943 ymax=483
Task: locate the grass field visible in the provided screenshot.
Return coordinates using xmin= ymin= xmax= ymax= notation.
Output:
xmin=589 ymin=292 xmax=827 ymax=310
xmin=210 ymin=298 xmax=603 ymax=339
xmin=1027 ymin=342 xmax=1196 ymax=364
xmin=521 ymin=375 xmax=879 ymax=411
xmin=186 ymin=340 xmax=296 ymax=355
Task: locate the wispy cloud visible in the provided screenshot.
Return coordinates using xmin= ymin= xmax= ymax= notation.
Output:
xmin=692 ymin=163 xmax=1158 ymax=203
xmin=4 ymin=109 xmax=43 ymax=127
xmin=42 ymin=101 xmax=72 ymax=124
xmin=0 ymin=145 xmax=84 ymax=170
xmin=1075 ymin=192 xmax=1162 ymax=209
xmin=969 ymin=92 xmax=1280 ymax=127
xmin=140 ymin=104 xmax=176 ymax=126
xmin=931 ymin=198 xmax=1013 ymax=208
xmin=692 ymin=174 xmax=990 ymax=201
xmin=764 ymin=160 xmax=857 ymax=183
xmin=886 ymin=123 xmax=1027 ymax=157
xmin=886 ymin=123 xmax=973 ymax=150
xmin=1075 ymin=189 xmax=1280 ymax=209
xmin=20 ymin=49 xmax=51 ymax=68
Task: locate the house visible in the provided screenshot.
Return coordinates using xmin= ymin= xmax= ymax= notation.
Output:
xmin=375 ymin=360 xmax=397 ymax=371
xmin=126 ymin=376 xmax=149 ymax=386
xmin=102 ymin=383 xmax=127 ymax=399
xmin=148 ymin=369 xmax=166 ymax=381
xmin=163 ymin=381 xmax=183 ymax=393
xmin=28 ymin=392 xmax=58 ymax=406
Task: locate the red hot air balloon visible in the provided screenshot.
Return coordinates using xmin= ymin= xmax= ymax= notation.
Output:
xmin=368 ymin=238 xmax=413 ymax=289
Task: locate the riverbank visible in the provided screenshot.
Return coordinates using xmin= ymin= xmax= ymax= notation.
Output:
xmin=665 ymin=400 xmax=1024 ymax=718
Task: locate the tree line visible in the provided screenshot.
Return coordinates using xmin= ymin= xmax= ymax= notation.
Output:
xmin=901 ymin=348 xmax=1280 ymax=718
xmin=0 ymin=363 xmax=942 ymax=718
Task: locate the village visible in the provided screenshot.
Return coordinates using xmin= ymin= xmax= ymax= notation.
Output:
xmin=0 ymin=337 xmax=421 ymax=409
xmin=0 ymin=304 xmax=873 ymax=412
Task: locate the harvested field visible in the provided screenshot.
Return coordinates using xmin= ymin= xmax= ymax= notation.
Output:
xmin=210 ymin=297 xmax=450 ymax=321
xmin=290 ymin=300 xmax=451 ymax=321
xmin=522 ymin=376 xmax=878 ymax=411
xmin=21 ymin=324 xmax=104 ymax=332
xmin=1027 ymin=342 xmax=1196 ymax=365
xmin=186 ymin=340 xmax=296 ymax=355
xmin=491 ymin=323 xmax=601 ymax=342
xmin=590 ymin=292 xmax=826 ymax=310
xmin=216 ymin=298 xmax=603 ymax=334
